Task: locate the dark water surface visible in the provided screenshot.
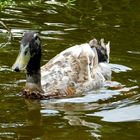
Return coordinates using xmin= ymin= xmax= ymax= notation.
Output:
xmin=0 ymin=0 xmax=140 ymax=139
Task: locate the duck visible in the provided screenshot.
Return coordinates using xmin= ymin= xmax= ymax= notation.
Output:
xmin=12 ymin=32 xmax=111 ymax=99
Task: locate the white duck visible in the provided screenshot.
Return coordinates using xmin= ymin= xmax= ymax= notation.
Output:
xmin=12 ymin=32 xmax=111 ymax=99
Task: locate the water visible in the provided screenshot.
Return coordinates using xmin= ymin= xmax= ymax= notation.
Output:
xmin=0 ymin=0 xmax=140 ymax=139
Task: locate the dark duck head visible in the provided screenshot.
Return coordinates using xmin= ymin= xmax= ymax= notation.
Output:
xmin=12 ymin=32 xmax=44 ymax=99
xmin=89 ymin=38 xmax=110 ymax=63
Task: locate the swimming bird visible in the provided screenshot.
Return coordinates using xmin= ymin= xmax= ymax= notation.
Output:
xmin=12 ymin=32 xmax=111 ymax=99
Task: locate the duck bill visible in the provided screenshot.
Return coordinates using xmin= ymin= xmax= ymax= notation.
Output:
xmin=12 ymin=46 xmax=30 ymax=72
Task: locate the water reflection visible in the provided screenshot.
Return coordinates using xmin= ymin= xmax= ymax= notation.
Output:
xmin=0 ymin=99 xmax=44 ymax=139
xmin=93 ymin=104 xmax=140 ymax=122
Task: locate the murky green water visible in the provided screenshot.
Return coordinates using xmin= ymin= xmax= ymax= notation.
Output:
xmin=0 ymin=0 xmax=140 ymax=139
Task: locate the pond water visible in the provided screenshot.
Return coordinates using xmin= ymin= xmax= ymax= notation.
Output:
xmin=0 ymin=0 xmax=140 ymax=139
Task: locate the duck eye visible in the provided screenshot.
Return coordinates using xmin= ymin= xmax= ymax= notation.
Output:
xmin=24 ymin=50 xmax=28 ymax=55
xmin=35 ymin=35 xmax=38 ymax=40
xmin=24 ymin=48 xmax=29 ymax=55
xmin=34 ymin=33 xmax=38 ymax=40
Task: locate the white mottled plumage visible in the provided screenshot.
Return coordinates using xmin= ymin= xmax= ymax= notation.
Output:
xmin=12 ymin=32 xmax=111 ymax=99
xmin=41 ymin=40 xmax=111 ymax=96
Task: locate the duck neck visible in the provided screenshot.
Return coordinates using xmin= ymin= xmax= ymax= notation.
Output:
xmin=25 ymin=53 xmax=42 ymax=91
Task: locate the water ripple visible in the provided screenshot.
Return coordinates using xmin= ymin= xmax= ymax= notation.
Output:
xmin=91 ymin=104 xmax=140 ymax=122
